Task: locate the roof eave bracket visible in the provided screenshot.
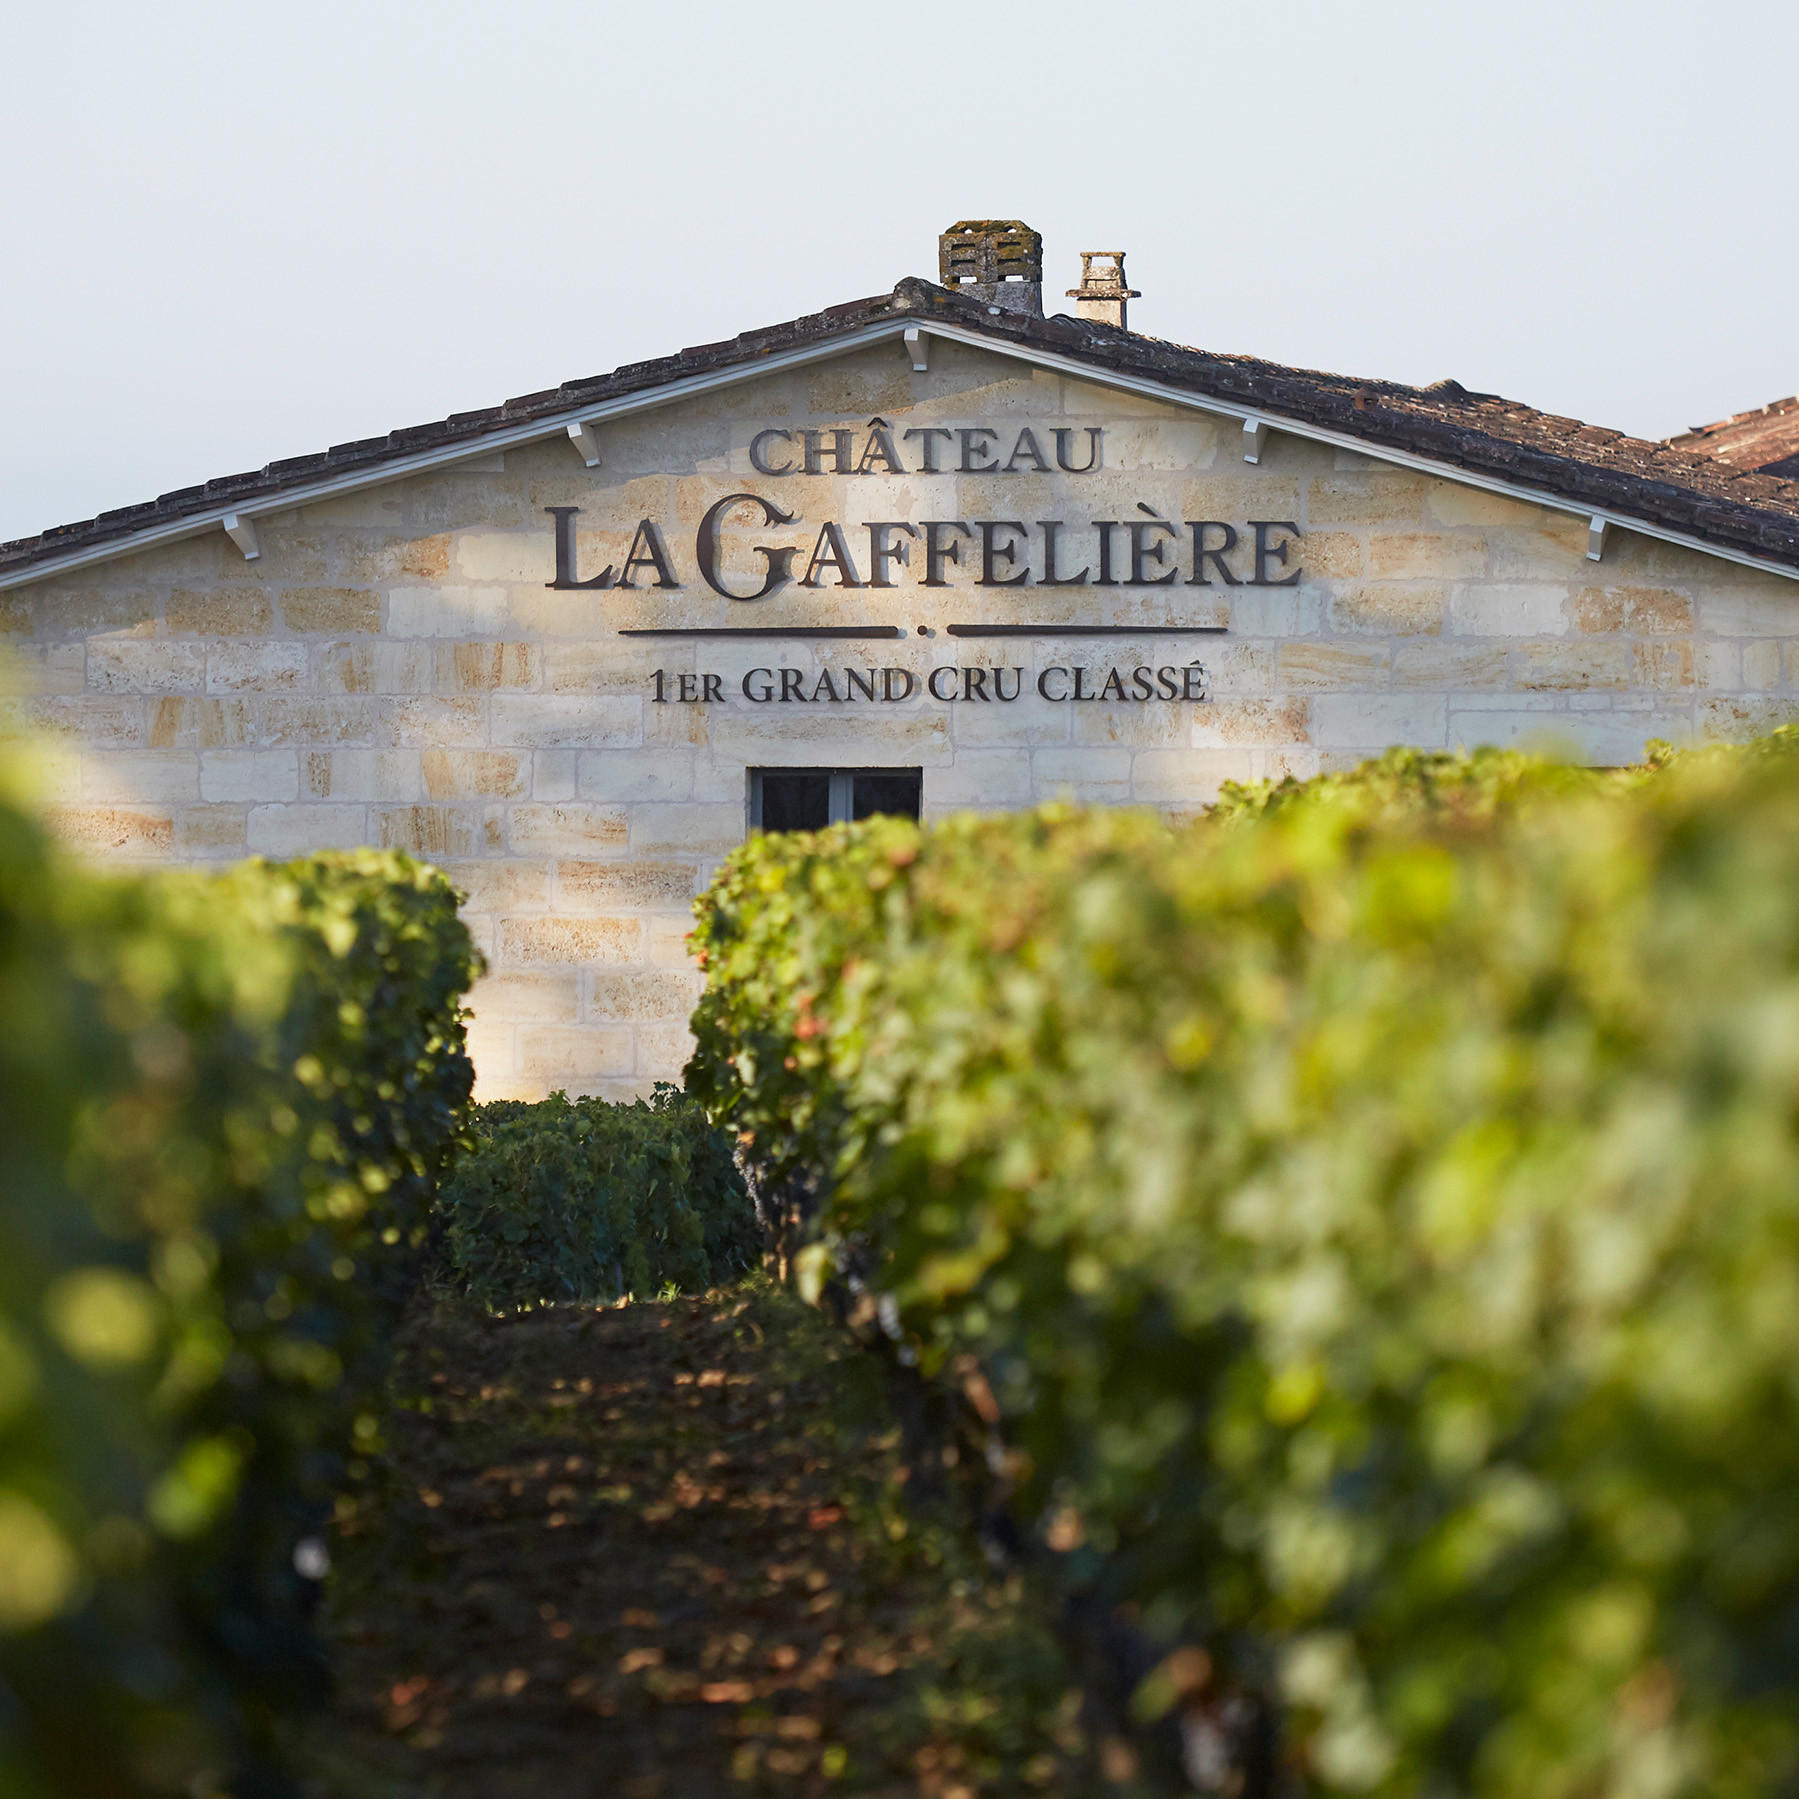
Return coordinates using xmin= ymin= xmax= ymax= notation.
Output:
xmin=568 ymin=421 xmax=602 ymax=468
xmin=1587 ymin=515 xmax=1611 ymax=562
xmin=903 ymin=326 xmax=928 ymax=373
xmin=222 ymin=512 xmax=260 ymax=561
xmin=1242 ymin=417 xmax=1270 ymax=465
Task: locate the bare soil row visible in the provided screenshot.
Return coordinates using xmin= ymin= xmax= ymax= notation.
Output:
xmin=294 ymin=1287 xmax=1107 ymax=1799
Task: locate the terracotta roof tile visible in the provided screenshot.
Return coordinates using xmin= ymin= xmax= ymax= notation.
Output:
xmin=1668 ymin=395 xmax=1799 ymax=476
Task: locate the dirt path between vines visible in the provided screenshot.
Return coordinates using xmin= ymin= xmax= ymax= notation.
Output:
xmin=295 ymin=1285 xmax=1092 ymax=1799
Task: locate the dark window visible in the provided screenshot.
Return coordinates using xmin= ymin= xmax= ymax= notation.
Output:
xmin=749 ymin=768 xmax=922 ymax=832
xmin=755 ymin=771 xmax=833 ymax=832
xmin=850 ymin=770 xmax=922 ymax=822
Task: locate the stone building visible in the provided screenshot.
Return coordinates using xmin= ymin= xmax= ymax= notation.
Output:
xmin=5 ymin=219 xmax=1799 ymax=1099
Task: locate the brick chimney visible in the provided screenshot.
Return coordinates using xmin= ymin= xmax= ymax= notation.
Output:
xmin=938 ymin=220 xmax=1043 ymax=317
xmin=1067 ymin=251 xmax=1141 ymax=330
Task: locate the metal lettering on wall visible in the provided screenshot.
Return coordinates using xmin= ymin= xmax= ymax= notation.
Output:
xmin=543 ymin=421 xmax=1293 ymax=707
xmin=648 ymin=663 xmax=1211 ymax=707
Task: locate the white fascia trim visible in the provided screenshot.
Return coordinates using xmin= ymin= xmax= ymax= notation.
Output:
xmin=4 ymin=315 xmax=1795 ymax=590
xmin=0 ymin=320 xmax=911 ymax=592
xmin=910 ymin=320 xmax=1799 ymax=586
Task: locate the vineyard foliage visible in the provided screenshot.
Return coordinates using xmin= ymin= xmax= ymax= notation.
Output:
xmin=0 ymin=760 xmax=478 ymax=1797
xmin=687 ymin=739 xmax=1799 ymax=1798
xmin=437 ymin=1087 xmax=757 ymax=1309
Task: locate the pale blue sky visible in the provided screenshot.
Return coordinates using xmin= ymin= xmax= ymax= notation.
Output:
xmin=2 ymin=0 xmax=1792 ymax=543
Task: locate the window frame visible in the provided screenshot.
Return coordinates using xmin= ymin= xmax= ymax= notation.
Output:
xmin=747 ymin=766 xmax=922 ymax=832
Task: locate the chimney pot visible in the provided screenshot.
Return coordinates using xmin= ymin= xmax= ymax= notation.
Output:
xmin=1068 ymin=250 xmax=1141 ymax=331
xmin=938 ymin=219 xmax=1044 ymax=317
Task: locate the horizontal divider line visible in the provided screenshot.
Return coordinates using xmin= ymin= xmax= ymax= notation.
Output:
xmin=616 ymin=626 xmax=905 ymax=639
xmin=616 ymin=624 xmax=1228 ymax=640
xmin=945 ymin=623 xmax=1229 ymax=637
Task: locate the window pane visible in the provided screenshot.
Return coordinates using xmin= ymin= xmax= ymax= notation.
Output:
xmin=851 ymin=771 xmax=922 ymax=822
xmin=758 ymin=771 xmax=832 ymax=832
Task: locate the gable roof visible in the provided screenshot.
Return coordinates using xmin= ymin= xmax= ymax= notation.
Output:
xmin=1667 ymin=395 xmax=1799 ymax=480
xmin=6 ymin=276 xmax=1799 ymax=590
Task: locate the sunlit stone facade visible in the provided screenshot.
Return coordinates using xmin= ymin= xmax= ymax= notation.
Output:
xmin=6 ymin=239 xmax=1797 ymax=1098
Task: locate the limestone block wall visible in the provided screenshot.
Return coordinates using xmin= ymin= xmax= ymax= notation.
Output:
xmin=5 ymin=337 xmax=1798 ymax=1098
